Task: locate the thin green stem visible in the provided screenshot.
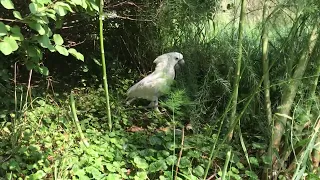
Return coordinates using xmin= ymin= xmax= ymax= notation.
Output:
xmin=99 ymin=0 xmax=112 ymax=131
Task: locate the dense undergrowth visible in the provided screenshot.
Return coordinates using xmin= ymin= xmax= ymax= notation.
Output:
xmin=1 ymin=0 xmax=320 ymax=179
xmin=0 ymin=86 xmax=260 ymax=180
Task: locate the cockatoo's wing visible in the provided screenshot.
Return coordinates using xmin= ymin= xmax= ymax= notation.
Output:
xmin=126 ymin=72 xmax=174 ymax=101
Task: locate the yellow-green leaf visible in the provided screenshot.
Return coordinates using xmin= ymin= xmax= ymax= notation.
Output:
xmin=0 ymin=41 xmax=13 ymax=55
xmin=55 ymin=45 xmax=69 ymax=56
xmin=13 ymin=11 xmax=22 ymax=20
xmin=4 ymin=36 xmax=18 ymax=51
xmin=1 ymin=0 xmax=14 ymax=9
xmin=53 ymin=34 xmax=63 ymax=45
xmin=68 ymin=48 xmax=84 ymax=61
xmin=29 ymin=22 xmax=45 ymax=35
xmin=0 ymin=22 xmax=7 ymax=36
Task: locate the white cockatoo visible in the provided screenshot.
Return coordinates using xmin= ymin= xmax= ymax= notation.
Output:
xmin=126 ymin=52 xmax=185 ymax=112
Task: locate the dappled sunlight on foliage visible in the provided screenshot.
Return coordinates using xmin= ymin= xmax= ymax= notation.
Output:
xmin=1 ymin=0 xmax=320 ymax=179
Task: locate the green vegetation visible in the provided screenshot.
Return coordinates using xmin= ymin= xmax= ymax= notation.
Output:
xmin=1 ymin=0 xmax=320 ymax=179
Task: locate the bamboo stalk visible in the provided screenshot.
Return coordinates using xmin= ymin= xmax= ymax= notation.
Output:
xmin=227 ymin=0 xmax=246 ymax=141
xmin=99 ymin=0 xmax=112 ymax=131
xmin=70 ymin=92 xmax=89 ymax=147
xmin=261 ymin=0 xmax=272 ymax=125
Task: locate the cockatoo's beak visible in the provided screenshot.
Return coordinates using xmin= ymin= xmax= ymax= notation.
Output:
xmin=175 ymin=59 xmax=185 ymax=70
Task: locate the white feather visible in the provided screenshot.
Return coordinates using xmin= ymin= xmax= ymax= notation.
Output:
xmin=126 ymin=52 xmax=184 ymax=111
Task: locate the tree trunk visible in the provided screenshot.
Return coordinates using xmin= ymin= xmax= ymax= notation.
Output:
xmin=267 ymin=23 xmax=319 ymax=175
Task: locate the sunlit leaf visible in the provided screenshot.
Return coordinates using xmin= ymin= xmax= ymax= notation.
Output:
xmin=249 ymin=157 xmax=259 ymax=166
xmin=106 ymin=173 xmax=121 ymax=180
xmin=68 ymin=48 xmax=84 ymax=61
xmin=53 ymin=34 xmax=63 ymax=45
xmin=134 ymin=171 xmax=148 ymax=180
xmin=36 ymin=0 xmax=52 ymax=5
xmin=0 ymin=41 xmax=13 ymax=55
xmin=0 ymin=22 xmax=7 ymax=36
xmin=29 ymin=170 xmax=46 ymax=179
xmin=10 ymin=28 xmax=23 ymax=41
xmin=29 ymin=22 xmax=45 ymax=35
xmin=133 ymin=157 xmax=148 ymax=170
xmin=1 ymin=0 xmax=14 ymax=9
xmin=37 ymin=66 xmax=49 ymax=76
xmin=55 ymin=2 xmax=74 ymax=12
xmin=55 ymin=45 xmax=69 ymax=56
xmin=29 ymin=2 xmax=38 ymax=14
xmin=13 ymin=11 xmax=22 ymax=20
xmin=54 ymin=5 xmax=67 ymax=16
xmin=4 ymin=36 xmax=18 ymax=51
xmin=71 ymin=0 xmax=82 ymax=5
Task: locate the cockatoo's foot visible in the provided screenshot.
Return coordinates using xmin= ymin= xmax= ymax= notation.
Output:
xmin=126 ymin=98 xmax=136 ymax=105
xmin=154 ymin=107 xmax=162 ymax=114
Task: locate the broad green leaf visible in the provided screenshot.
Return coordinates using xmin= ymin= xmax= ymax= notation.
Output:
xmin=68 ymin=48 xmax=84 ymax=61
xmin=29 ymin=2 xmax=38 ymax=14
xmin=29 ymin=22 xmax=45 ymax=35
xmin=46 ymin=9 xmax=56 ymax=20
xmin=134 ymin=171 xmax=148 ymax=180
xmin=36 ymin=66 xmax=49 ymax=76
xmin=106 ymin=163 xmax=116 ymax=172
xmin=165 ymin=155 xmax=176 ymax=165
xmin=53 ymin=34 xmax=63 ymax=45
xmin=0 ymin=41 xmax=13 ymax=55
xmin=55 ymin=45 xmax=69 ymax=56
xmin=29 ymin=170 xmax=46 ymax=179
xmin=179 ymin=156 xmax=191 ymax=168
xmin=54 ymin=5 xmax=67 ymax=16
xmin=148 ymin=160 xmax=167 ymax=172
xmin=13 ymin=11 xmax=22 ymax=20
xmin=249 ymin=157 xmax=259 ymax=166
xmin=1 ymin=0 xmax=14 ymax=9
xmin=193 ymin=165 xmax=204 ymax=177
xmin=133 ymin=157 xmax=148 ymax=170
xmin=74 ymin=169 xmax=89 ymax=180
xmin=89 ymin=1 xmax=99 ymax=12
xmin=37 ymin=35 xmax=51 ymax=48
xmin=71 ymin=0 xmax=82 ymax=5
xmin=10 ymin=26 xmax=23 ymax=41
xmin=8 ymin=160 xmax=19 ymax=170
xmin=55 ymin=2 xmax=74 ymax=12
xmin=25 ymin=61 xmax=36 ymax=70
xmin=36 ymin=0 xmax=52 ymax=5
xmin=245 ymin=170 xmax=258 ymax=180
xmin=0 ymin=22 xmax=7 ymax=36
xmin=42 ymin=25 xmax=52 ymax=36
xmin=35 ymin=16 xmax=49 ymax=24
xmin=81 ymin=0 xmax=87 ymax=9
xmin=4 ymin=36 xmax=18 ymax=51
xmin=27 ymin=46 xmax=43 ymax=59
xmin=5 ymin=25 xmax=10 ymax=31
xmin=149 ymin=136 xmax=162 ymax=145
xmin=37 ymin=35 xmax=55 ymax=51
xmin=106 ymin=174 xmax=121 ymax=180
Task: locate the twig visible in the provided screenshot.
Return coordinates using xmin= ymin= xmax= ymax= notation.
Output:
xmin=174 ymin=127 xmax=185 ymax=180
xmin=24 ymin=70 xmax=33 ymax=109
xmin=107 ymin=1 xmax=142 ymax=9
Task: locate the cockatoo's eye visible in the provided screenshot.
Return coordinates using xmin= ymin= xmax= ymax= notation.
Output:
xmin=175 ymin=57 xmax=179 ymax=60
